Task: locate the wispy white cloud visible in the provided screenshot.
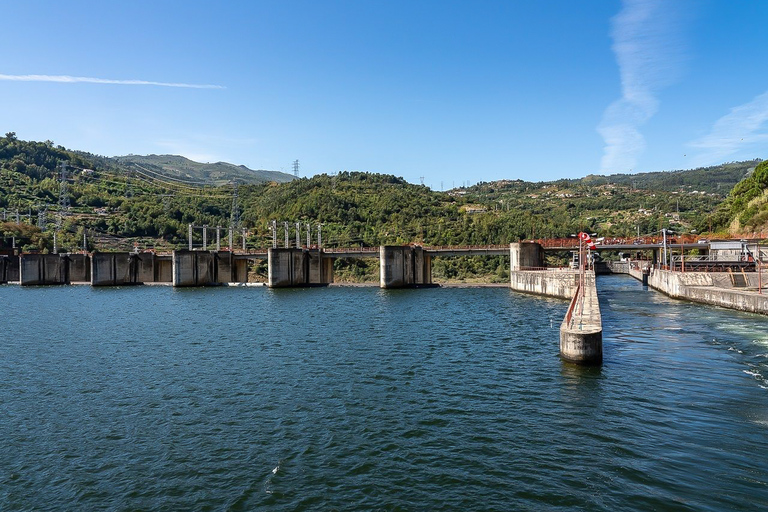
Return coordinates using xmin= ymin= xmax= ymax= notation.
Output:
xmin=688 ymin=90 xmax=768 ymax=165
xmin=0 ymin=74 xmax=224 ymax=89
xmin=598 ymin=0 xmax=683 ymax=173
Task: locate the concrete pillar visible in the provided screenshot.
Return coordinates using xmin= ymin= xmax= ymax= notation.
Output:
xmin=4 ymin=255 xmax=20 ymax=282
xmin=91 ymin=253 xmax=136 ymax=286
xmin=268 ymin=248 xmax=332 ymax=287
xmin=0 ymin=254 xmax=19 ymax=283
xmin=155 ymin=257 xmax=173 ymax=283
xmin=172 ymin=250 xmax=216 ymax=287
xmin=20 ymin=254 xmax=67 ymax=285
xmin=307 ymin=250 xmax=333 ymax=284
xmin=215 ymin=251 xmax=235 ymax=283
xmin=68 ymin=254 xmax=91 ymax=283
xmin=510 ymin=242 xmax=544 ymax=270
xmin=379 ymin=246 xmax=433 ymax=288
xmin=233 ymin=257 xmax=248 ymax=283
xmin=0 ymin=256 xmax=8 ymax=283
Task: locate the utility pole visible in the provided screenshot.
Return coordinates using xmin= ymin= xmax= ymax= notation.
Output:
xmin=270 ymin=220 xmax=277 ymax=248
xmin=58 ymin=161 xmax=69 ymax=229
xmin=230 ymin=182 xmax=240 ymax=228
xmin=38 ymin=205 xmax=47 ymax=231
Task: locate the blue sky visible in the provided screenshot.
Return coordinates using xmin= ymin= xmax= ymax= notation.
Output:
xmin=1 ymin=0 xmax=767 ymax=187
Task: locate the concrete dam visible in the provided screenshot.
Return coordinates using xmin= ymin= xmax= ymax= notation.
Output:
xmin=5 ymin=238 xmax=760 ymax=366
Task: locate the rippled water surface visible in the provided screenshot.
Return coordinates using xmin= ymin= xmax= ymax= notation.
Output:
xmin=2 ymin=276 xmax=767 ymax=510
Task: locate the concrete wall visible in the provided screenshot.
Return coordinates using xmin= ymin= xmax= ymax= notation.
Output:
xmin=68 ymin=254 xmax=91 ymax=282
xmin=308 ymin=251 xmax=333 ymax=284
xmin=605 ymin=261 xmax=630 ymax=274
xmin=509 ymin=270 xmax=579 ymax=299
xmin=648 ymin=269 xmax=768 ymax=315
xmin=91 ymin=253 xmax=142 ymax=286
xmin=20 ymin=254 xmax=66 ymax=285
xmin=234 ymin=258 xmax=248 ymax=284
xmin=510 ymin=242 xmax=544 ymax=270
xmin=268 ymin=248 xmax=332 ymax=287
xmin=173 ymin=250 xmax=216 ymax=287
xmin=0 ymin=255 xmax=20 ymax=283
xmin=379 ymin=246 xmax=432 ymax=288
xmin=560 ymin=273 xmax=602 ymax=365
xmin=215 ymin=251 xmax=235 ymax=283
xmin=268 ymin=248 xmax=303 ymax=287
xmin=155 ymin=257 xmax=172 ymax=283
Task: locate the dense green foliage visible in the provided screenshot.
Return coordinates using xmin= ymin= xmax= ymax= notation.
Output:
xmin=1 ymin=134 xmax=760 ymax=273
xmin=709 ymin=160 xmax=768 ymax=233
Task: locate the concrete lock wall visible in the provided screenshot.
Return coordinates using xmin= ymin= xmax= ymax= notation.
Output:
xmin=649 ymin=269 xmax=768 ymax=315
xmin=379 ymin=246 xmax=432 ymax=288
xmin=509 ymin=270 xmax=579 ymax=299
xmin=20 ymin=254 xmax=66 ymax=285
xmin=510 ymin=242 xmax=544 ymax=270
xmin=172 ymin=250 xmax=215 ymax=287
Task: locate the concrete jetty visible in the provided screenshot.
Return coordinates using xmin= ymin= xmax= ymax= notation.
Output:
xmin=559 ymin=273 xmax=602 ymax=365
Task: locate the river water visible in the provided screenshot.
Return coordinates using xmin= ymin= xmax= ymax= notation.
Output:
xmin=1 ymin=276 xmax=767 ymax=511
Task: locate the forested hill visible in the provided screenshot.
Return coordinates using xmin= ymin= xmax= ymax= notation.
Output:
xmin=709 ymin=160 xmax=768 ymax=235
xmin=108 ymin=154 xmax=294 ymax=185
xmin=0 ymin=132 xmax=762 ymax=254
xmin=465 ymin=160 xmax=759 ymax=197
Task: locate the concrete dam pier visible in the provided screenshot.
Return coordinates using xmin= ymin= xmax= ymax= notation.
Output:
xmin=267 ymin=248 xmax=333 ymax=287
xmin=12 ymin=251 xmax=251 ymax=287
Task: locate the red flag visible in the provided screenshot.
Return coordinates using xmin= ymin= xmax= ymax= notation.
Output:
xmin=579 ymin=232 xmax=597 ymax=250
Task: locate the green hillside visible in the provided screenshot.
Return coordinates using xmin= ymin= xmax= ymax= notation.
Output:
xmin=709 ymin=160 xmax=768 ymax=234
xmin=0 ymin=133 xmax=760 ymax=261
xmin=109 ymin=154 xmax=295 ymax=185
